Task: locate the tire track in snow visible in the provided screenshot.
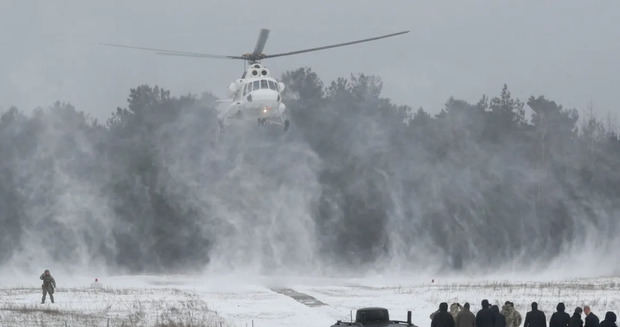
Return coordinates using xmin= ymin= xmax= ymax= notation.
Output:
xmin=270 ymin=288 xmax=327 ymax=307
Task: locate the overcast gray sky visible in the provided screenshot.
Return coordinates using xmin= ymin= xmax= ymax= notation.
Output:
xmin=1 ymin=1 xmax=619 ymax=120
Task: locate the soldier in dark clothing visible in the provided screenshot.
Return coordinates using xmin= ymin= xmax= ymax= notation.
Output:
xmin=599 ymin=312 xmax=616 ymax=327
xmin=40 ymin=269 xmax=56 ymax=304
xmin=432 ymin=302 xmax=456 ymax=327
xmin=477 ymin=300 xmax=495 ymax=327
xmin=570 ymin=307 xmax=584 ymax=327
xmin=584 ymin=306 xmax=600 ymax=327
xmin=550 ymin=303 xmax=571 ymax=327
xmin=456 ymin=303 xmax=477 ymax=327
xmin=524 ymin=302 xmax=547 ymax=327
xmin=492 ymin=305 xmax=507 ymax=327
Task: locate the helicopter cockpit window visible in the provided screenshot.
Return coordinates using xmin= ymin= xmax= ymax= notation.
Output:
xmin=268 ymin=80 xmax=277 ymax=90
xmin=253 ymin=80 xmax=260 ymax=90
xmin=260 ymin=80 xmax=268 ymax=89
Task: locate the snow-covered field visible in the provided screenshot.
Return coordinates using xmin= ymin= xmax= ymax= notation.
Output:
xmin=1 ymin=275 xmax=619 ymax=327
xmin=0 ymin=280 xmax=229 ymax=326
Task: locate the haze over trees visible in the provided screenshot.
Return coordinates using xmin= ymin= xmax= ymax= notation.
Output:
xmin=0 ymin=68 xmax=618 ymax=274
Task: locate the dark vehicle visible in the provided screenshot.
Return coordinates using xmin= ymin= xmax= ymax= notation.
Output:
xmin=331 ymin=307 xmax=416 ymax=327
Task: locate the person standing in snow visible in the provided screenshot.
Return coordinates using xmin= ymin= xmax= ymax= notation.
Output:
xmin=456 ymin=303 xmax=476 ymax=327
xmin=492 ymin=305 xmax=507 ymax=327
xmin=599 ymin=312 xmax=616 ymax=327
xmin=451 ymin=303 xmax=464 ymax=321
xmin=524 ymin=302 xmax=546 ymax=327
xmin=40 ymin=269 xmax=56 ymax=304
xmin=477 ymin=300 xmax=495 ymax=327
xmin=503 ymin=301 xmax=523 ymax=327
xmin=550 ymin=303 xmax=571 ymax=327
xmin=432 ymin=302 xmax=456 ymax=327
xmin=432 ymin=309 xmax=440 ymax=320
xmin=584 ymin=306 xmax=600 ymax=327
xmin=570 ymin=307 xmax=584 ymax=327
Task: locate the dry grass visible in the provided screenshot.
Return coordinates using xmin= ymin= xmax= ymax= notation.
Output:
xmin=0 ymin=304 xmax=63 ymax=315
xmin=0 ymin=288 xmax=230 ymax=327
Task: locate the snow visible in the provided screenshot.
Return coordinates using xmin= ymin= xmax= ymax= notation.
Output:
xmin=1 ymin=274 xmax=619 ymax=327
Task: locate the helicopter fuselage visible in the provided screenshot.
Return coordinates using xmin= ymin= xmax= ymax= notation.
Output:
xmin=221 ymin=63 xmax=288 ymax=129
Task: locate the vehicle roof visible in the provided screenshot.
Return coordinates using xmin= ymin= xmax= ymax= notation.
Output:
xmin=358 ymin=307 xmax=389 ymax=311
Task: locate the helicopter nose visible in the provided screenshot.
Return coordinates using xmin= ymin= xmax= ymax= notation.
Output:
xmin=250 ymin=89 xmax=279 ymax=103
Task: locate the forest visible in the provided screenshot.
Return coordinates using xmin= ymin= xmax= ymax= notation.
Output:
xmin=1 ymin=68 xmax=618 ymax=275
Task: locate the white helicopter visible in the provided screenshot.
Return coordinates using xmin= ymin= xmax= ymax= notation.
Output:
xmin=104 ymin=29 xmax=409 ymax=131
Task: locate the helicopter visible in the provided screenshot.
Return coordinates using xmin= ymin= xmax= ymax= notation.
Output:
xmin=104 ymin=29 xmax=409 ymax=131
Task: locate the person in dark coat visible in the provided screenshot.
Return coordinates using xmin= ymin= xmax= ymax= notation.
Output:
xmin=432 ymin=302 xmax=456 ymax=327
xmin=584 ymin=306 xmax=600 ymax=327
xmin=477 ymin=300 xmax=494 ymax=327
xmin=550 ymin=303 xmax=571 ymax=327
xmin=524 ymin=302 xmax=547 ymax=327
xmin=570 ymin=307 xmax=584 ymax=327
xmin=492 ymin=305 xmax=507 ymax=327
xmin=40 ymin=269 xmax=56 ymax=304
xmin=456 ymin=303 xmax=476 ymax=327
xmin=599 ymin=312 xmax=617 ymax=327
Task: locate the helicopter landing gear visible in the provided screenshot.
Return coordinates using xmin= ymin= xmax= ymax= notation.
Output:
xmin=257 ymin=117 xmax=288 ymax=131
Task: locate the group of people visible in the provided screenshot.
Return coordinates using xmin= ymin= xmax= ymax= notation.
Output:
xmin=430 ymin=300 xmax=617 ymax=327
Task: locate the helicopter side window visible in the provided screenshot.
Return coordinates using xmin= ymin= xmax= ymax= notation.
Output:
xmin=253 ymin=80 xmax=260 ymax=90
xmin=260 ymin=80 xmax=268 ymax=89
xmin=268 ymin=80 xmax=277 ymax=90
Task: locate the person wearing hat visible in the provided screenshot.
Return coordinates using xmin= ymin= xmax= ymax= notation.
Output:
xmin=599 ymin=312 xmax=617 ymax=327
xmin=40 ymin=269 xmax=56 ymax=304
xmin=571 ymin=307 xmax=584 ymax=327
xmin=550 ymin=303 xmax=571 ymax=327
xmin=492 ymin=305 xmax=507 ymax=327
xmin=432 ymin=302 xmax=456 ymax=327
xmin=524 ymin=302 xmax=547 ymax=327
xmin=477 ymin=299 xmax=495 ymax=327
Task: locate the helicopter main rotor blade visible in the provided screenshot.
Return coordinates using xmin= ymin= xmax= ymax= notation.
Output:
xmin=101 ymin=43 xmax=244 ymax=60
xmin=252 ymin=29 xmax=270 ymax=56
xmin=155 ymin=51 xmax=245 ymax=59
xmin=262 ymin=30 xmax=409 ymax=59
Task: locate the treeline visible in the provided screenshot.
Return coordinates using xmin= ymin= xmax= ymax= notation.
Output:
xmin=0 ymin=68 xmax=618 ymax=273
xmin=281 ymin=69 xmax=620 ymax=271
